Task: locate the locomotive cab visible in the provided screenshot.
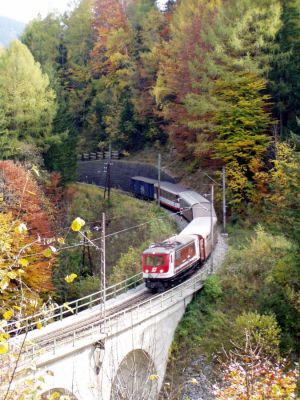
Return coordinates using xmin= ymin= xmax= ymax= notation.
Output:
xmin=142 ymin=235 xmax=201 ymax=292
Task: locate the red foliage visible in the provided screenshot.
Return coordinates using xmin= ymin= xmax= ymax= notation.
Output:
xmin=0 ymin=161 xmax=54 ymax=237
xmin=0 ymin=161 xmax=57 ymax=292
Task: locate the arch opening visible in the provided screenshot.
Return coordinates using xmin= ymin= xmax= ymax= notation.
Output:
xmin=111 ymin=349 xmax=158 ymax=400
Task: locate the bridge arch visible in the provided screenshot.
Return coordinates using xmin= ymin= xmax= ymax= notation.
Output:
xmin=41 ymin=388 xmax=78 ymax=400
xmin=110 ymin=349 xmax=158 ymax=400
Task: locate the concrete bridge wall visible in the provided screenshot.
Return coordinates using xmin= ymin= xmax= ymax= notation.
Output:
xmin=38 ymin=293 xmax=194 ymax=400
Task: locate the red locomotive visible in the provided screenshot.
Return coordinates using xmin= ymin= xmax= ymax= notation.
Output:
xmin=143 ymin=217 xmax=217 ymax=292
xmin=132 ymin=176 xmax=218 ymax=291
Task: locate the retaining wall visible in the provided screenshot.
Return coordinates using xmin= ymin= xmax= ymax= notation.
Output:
xmin=77 ymin=160 xmax=175 ymax=192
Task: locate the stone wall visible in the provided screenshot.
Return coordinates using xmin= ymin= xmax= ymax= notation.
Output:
xmin=77 ymin=160 xmax=175 ymax=192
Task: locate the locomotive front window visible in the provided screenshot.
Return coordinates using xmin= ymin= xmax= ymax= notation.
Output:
xmin=145 ymin=255 xmax=165 ymax=267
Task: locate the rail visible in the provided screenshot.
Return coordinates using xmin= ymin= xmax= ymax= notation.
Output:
xmin=11 ymin=263 xmax=211 ymax=365
xmin=6 ymin=273 xmax=143 ymax=335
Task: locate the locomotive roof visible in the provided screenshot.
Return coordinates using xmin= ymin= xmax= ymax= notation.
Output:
xmin=179 ymin=217 xmax=217 ymax=239
xmin=154 ymin=181 xmax=187 ymax=195
xmin=131 ymin=176 xmax=158 ymax=184
xmin=143 ymin=234 xmax=195 ymax=254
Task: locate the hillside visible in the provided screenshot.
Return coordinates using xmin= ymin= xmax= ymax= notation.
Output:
xmin=0 ymin=16 xmax=25 ymax=46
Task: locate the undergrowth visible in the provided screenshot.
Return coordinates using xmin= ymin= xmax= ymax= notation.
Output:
xmin=161 ymin=225 xmax=300 ymax=398
xmin=52 ymin=183 xmax=178 ymax=302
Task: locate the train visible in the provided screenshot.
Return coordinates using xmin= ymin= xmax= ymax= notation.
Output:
xmin=130 ymin=176 xmax=218 ymax=292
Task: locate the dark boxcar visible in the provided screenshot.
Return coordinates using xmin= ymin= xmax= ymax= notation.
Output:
xmin=131 ymin=176 xmax=157 ymax=200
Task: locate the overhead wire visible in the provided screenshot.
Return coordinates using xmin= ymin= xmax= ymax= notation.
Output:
xmin=0 ymin=207 xmax=192 ymax=262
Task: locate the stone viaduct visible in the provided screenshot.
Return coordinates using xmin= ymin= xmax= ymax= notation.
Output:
xmin=9 ymin=265 xmax=213 ymax=400
xmin=4 ymin=160 xmax=222 ymax=400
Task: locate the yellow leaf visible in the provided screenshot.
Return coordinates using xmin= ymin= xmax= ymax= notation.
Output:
xmin=19 ymin=258 xmax=29 ymax=267
xmin=49 ymin=392 xmax=61 ymax=400
xmin=36 ymin=322 xmax=43 ymax=329
xmin=13 ymin=306 xmax=21 ymax=311
xmin=57 ymin=237 xmax=65 ymax=245
xmin=189 ymin=378 xmax=199 ymax=385
xmin=0 ymin=339 xmax=8 ymax=354
xmin=7 ymin=271 xmax=17 ymax=279
xmin=71 ymin=217 xmax=85 ymax=232
xmin=43 ymin=248 xmax=52 ymax=258
xmin=63 ymin=303 xmax=74 ymax=314
xmin=64 ymin=273 xmax=77 ymax=283
xmin=148 ymin=374 xmax=159 ymax=381
xmin=3 ymin=310 xmax=14 ymax=321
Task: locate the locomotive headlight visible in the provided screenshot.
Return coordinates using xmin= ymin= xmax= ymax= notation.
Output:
xmin=145 ymin=269 xmax=149 ymax=273
xmin=159 ymin=269 xmax=164 ymax=273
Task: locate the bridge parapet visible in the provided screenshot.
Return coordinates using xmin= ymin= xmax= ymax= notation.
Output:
xmin=9 ymin=263 xmax=210 ymax=376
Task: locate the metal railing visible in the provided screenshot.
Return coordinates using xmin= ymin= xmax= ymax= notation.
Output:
xmin=12 ymin=264 xmax=210 ymax=365
xmin=6 ymin=273 xmax=143 ymax=335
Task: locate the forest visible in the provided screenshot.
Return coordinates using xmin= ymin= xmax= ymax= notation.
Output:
xmin=0 ymin=0 xmax=299 ymax=399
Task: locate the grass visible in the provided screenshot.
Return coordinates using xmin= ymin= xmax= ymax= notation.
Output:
xmin=52 ymin=183 xmax=178 ymax=301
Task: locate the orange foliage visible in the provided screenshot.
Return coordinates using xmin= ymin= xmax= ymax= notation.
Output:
xmin=0 ymin=161 xmax=56 ymax=292
xmin=91 ymin=0 xmax=129 ymax=76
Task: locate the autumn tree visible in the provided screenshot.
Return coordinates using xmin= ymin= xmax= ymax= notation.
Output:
xmin=155 ymin=0 xmax=282 ymax=210
xmin=254 ymin=142 xmax=300 ymax=241
xmin=269 ymin=0 xmax=300 ymax=138
xmin=0 ymin=41 xmax=56 ymax=160
xmin=0 ymin=161 xmax=57 ymax=319
xmin=214 ymin=332 xmax=298 ymax=400
xmin=127 ymin=0 xmax=168 ymax=145
xmin=89 ymin=0 xmax=139 ymax=150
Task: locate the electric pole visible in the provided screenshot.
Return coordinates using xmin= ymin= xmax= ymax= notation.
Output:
xmin=222 ymin=165 xmax=226 ymax=234
xmin=104 ymin=144 xmax=112 ymax=201
xmin=100 ymin=212 xmax=106 ymax=330
xmin=157 ymin=153 xmax=161 ymax=205
xmin=210 ymin=184 xmax=214 ymax=274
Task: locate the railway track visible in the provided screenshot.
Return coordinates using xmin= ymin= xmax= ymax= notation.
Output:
xmin=12 ymin=288 xmax=153 ymax=354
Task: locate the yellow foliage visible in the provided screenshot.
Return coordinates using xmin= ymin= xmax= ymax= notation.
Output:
xmin=71 ymin=217 xmax=85 ymax=232
xmin=3 ymin=310 xmax=13 ymax=321
xmin=0 ymin=338 xmax=8 ymax=354
xmin=64 ymin=274 xmax=78 ymax=283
